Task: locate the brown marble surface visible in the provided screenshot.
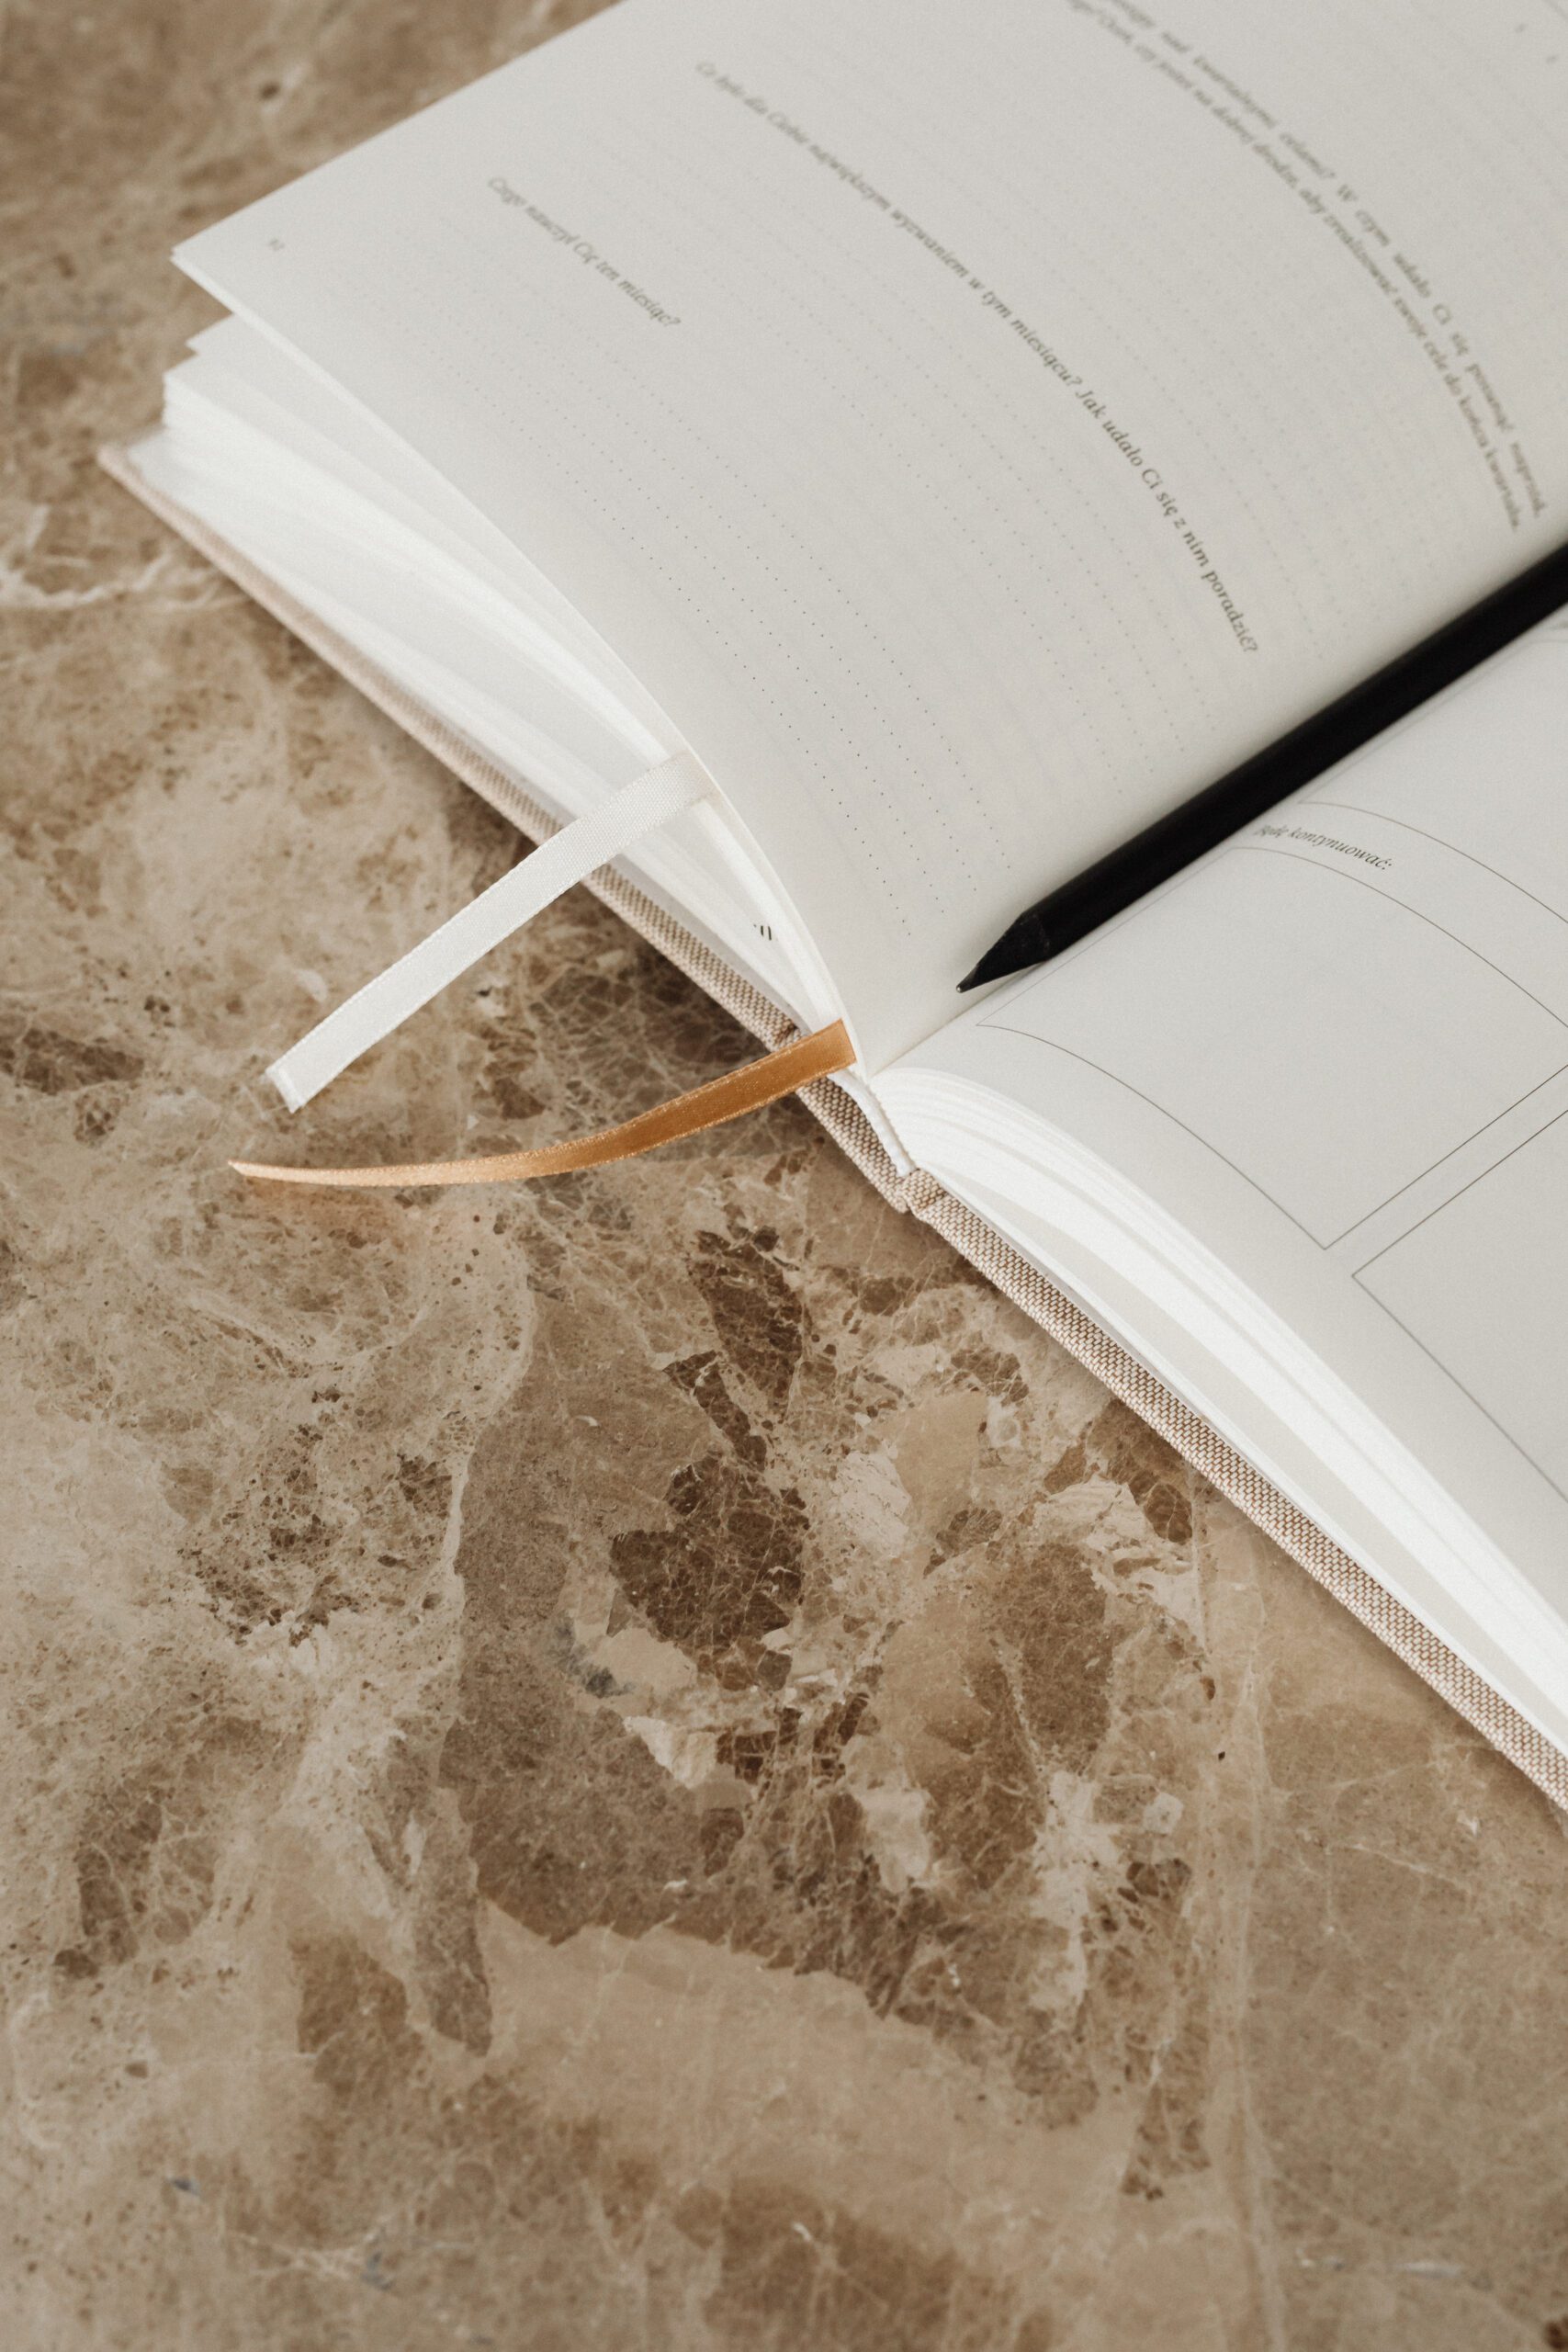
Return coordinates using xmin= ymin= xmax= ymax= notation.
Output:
xmin=7 ymin=5 xmax=1568 ymax=2346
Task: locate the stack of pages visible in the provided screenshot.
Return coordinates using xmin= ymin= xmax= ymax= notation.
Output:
xmin=109 ymin=0 xmax=1568 ymax=1795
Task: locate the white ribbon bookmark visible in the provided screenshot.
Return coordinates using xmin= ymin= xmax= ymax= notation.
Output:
xmin=266 ymin=752 xmax=710 ymax=1111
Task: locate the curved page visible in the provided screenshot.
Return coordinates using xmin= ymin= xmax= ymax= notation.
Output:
xmin=175 ymin=0 xmax=1568 ymax=1066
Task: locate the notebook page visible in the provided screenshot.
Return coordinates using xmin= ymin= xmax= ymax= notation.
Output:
xmin=175 ymin=0 xmax=1568 ymax=1069
xmin=883 ymin=618 xmax=1568 ymax=1714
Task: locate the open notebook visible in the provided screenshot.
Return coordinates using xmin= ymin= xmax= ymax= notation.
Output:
xmin=107 ymin=0 xmax=1568 ymax=1799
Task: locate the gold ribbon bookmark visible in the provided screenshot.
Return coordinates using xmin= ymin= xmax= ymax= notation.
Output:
xmin=231 ymin=1019 xmax=855 ymax=1190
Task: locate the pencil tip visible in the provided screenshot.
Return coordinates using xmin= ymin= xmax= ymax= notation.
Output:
xmin=957 ymin=916 xmax=1044 ymax=992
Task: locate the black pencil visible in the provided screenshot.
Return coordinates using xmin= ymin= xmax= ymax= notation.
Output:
xmin=958 ymin=537 xmax=1568 ymax=993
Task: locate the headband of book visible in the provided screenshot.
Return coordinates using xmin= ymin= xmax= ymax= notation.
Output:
xmin=231 ymin=752 xmax=852 ymax=1191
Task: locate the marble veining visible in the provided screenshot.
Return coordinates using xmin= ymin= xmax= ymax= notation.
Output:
xmin=6 ymin=5 xmax=1568 ymax=2346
